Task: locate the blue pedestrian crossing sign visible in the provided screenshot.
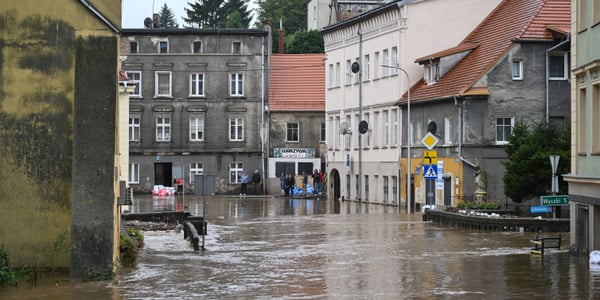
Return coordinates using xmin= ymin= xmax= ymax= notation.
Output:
xmin=424 ymin=165 xmax=437 ymax=178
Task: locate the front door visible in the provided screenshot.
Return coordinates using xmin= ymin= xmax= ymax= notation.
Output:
xmin=154 ymin=162 xmax=173 ymax=187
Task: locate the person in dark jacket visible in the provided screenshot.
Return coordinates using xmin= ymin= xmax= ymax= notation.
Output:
xmin=285 ymin=174 xmax=295 ymax=197
xmin=252 ymin=170 xmax=262 ymax=195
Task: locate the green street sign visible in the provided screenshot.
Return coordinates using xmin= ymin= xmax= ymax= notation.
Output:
xmin=541 ymin=195 xmax=570 ymax=206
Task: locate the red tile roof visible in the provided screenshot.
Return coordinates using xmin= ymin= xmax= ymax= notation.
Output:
xmin=402 ymin=0 xmax=571 ymax=104
xmin=268 ymin=54 xmax=326 ymax=111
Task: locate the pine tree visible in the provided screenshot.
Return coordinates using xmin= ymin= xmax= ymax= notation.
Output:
xmin=225 ymin=0 xmax=252 ymax=28
xmin=184 ymin=0 xmax=229 ymax=28
xmin=159 ymin=3 xmax=179 ymax=28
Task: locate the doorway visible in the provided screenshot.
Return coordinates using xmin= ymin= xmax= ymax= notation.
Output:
xmin=154 ymin=162 xmax=173 ymax=187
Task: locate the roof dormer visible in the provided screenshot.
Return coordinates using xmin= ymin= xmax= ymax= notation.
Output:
xmin=415 ymin=43 xmax=479 ymax=85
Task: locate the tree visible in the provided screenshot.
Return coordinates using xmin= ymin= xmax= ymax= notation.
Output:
xmin=159 ymin=3 xmax=179 ymax=28
xmin=225 ymin=0 xmax=252 ymax=28
xmin=184 ymin=0 xmax=228 ymax=28
xmin=285 ymin=30 xmax=324 ymax=53
xmin=503 ymin=121 xmax=570 ymax=203
xmin=257 ymin=0 xmax=307 ymax=35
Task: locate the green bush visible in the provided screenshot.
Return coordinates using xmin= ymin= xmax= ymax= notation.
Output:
xmin=120 ymin=228 xmax=144 ymax=268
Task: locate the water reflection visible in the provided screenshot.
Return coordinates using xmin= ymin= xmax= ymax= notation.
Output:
xmin=2 ymin=195 xmax=600 ymax=299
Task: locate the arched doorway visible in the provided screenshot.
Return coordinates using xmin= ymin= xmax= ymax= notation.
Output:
xmin=329 ymin=169 xmax=341 ymax=213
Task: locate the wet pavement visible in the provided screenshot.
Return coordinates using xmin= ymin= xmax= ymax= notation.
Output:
xmin=2 ymin=194 xmax=600 ymax=299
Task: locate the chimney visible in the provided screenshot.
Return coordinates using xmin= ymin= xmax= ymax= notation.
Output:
xmin=153 ymin=13 xmax=160 ymax=28
xmin=278 ymin=19 xmax=284 ymax=54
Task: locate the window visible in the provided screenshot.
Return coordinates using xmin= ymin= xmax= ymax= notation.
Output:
xmin=578 ymin=88 xmax=587 ymax=153
xmin=496 ymin=117 xmax=513 ymax=143
xmin=383 ymin=176 xmax=389 ymax=203
xmin=354 ymin=114 xmax=360 ymax=148
xmin=190 ymin=115 xmax=204 ymax=141
xmin=230 ymin=162 xmax=243 ymax=183
xmin=364 ymin=54 xmax=370 ymax=81
xmin=391 ymin=109 xmax=398 ymax=146
xmin=328 ymin=64 xmax=334 ymax=88
xmin=427 ymin=64 xmax=440 ymax=84
xmin=444 ymin=117 xmax=451 ymax=145
xmin=382 ymin=110 xmax=389 ymax=147
xmin=391 ymin=47 xmax=398 ymax=74
xmin=355 ymin=174 xmax=360 ymax=200
xmin=156 ymin=116 xmax=171 ymax=142
xmin=345 ymin=60 xmax=352 ymax=85
xmin=126 ymin=71 xmax=141 ymax=97
xmin=364 ymin=112 xmax=371 ymax=147
xmin=232 ymin=41 xmax=241 ymax=54
xmin=335 ymin=62 xmax=341 ymax=87
xmin=334 ymin=117 xmax=340 ymax=149
xmin=229 ymin=117 xmax=244 ymax=141
xmin=512 ymin=60 xmax=523 ymax=80
xmin=354 ymin=58 xmax=360 ymax=84
xmin=190 ymin=73 xmax=204 ymax=96
xmin=346 ymin=174 xmax=351 ymax=199
xmin=129 ymin=117 xmax=140 ymax=141
xmin=230 ymin=73 xmax=244 ymax=96
xmin=364 ymin=175 xmax=369 ymax=201
xmin=190 ymin=162 xmax=203 ymax=183
xmin=155 ymin=71 xmax=172 ymax=97
xmin=128 ymin=163 xmax=139 ymax=184
xmin=593 ymin=83 xmax=600 ymax=153
xmin=578 ymin=0 xmax=589 ymax=31
xmin=382 ymin=49 xmax=389 ymax=76
xmin=193 ymin=41 xmax=202 ymax=53
xmin=159 ymin=41 xmax=168 ymax=53
xmin=286 ymin=123 xmax=299 ymax=142
xmin=549 ymin=52 xmax=568 ymax=80
xmin=320 ymin=122 xmax=326 ymax=142
xmin=392 ymin=176 xmax=398 ymax=203
xmin=595 ymin=0 xmax=600 ymax=24
xmin=129 ymin=41 xmax=138 ymax=54
xmin=374 ymin=52 xmax=380 ymax=78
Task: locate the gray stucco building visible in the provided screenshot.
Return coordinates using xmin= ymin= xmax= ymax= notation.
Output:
xmin=121 ymin=28 xmax=270 ymax=194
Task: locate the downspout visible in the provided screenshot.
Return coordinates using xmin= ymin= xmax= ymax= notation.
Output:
xmin=358 ymin=24 xmax=363 ymax=203
xmin=261 ymin=35 xmax=266 ymax=194
xmin=454 ymin=95 xmax=476 ymax=168
xmin=545 ymin=34 xmax=570 ymax=124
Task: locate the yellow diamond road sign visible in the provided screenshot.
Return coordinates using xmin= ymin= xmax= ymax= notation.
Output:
xmin=421 ymin=132 xmax=439 ymax=150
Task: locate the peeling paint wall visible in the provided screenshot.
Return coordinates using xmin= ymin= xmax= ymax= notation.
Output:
xmin=0 ymin=1 xmax=120 ymax=278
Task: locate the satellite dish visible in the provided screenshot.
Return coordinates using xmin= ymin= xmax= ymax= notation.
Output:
xmin=340 ymin=122 xmax=351 ymax=135
xmin=358 ymin=120 xmax=369 ymax=134
xmin=427 ymin=121 xmax=437 ymax=134
xmin=351 ymin=62 xmax=360 ymax=74
xmin=144 ymin=17 xmax=153 ymax=29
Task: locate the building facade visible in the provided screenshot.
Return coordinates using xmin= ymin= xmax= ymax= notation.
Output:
xmin=567 ymin=0 xmax=600 ymax=256
xmin=404 ymin=0 xmax=571 ymax=209
xmin=321 ymin=0 xmax=501 ymax=206
xmin=121 ymin=28 xmax=270 ymax=195
xmin=266 ymin=54 xmax=326 ymax=194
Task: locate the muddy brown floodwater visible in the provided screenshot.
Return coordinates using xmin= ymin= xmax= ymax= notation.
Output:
xmin=2 ymin=194 xmax=600 ymax=299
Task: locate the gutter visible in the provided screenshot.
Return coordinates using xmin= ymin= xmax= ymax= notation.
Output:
xmin=79 ymin=0 xmax=119 ymax=34
xmin=545 ymin=34 xmax=570 ymax=124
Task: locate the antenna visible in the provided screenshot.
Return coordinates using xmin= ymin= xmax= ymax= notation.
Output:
xmin=340 ymin=122 xmax=351 ymax=135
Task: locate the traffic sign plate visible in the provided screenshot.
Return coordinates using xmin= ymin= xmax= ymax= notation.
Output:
xmin=424 ymin=150 xmax=437 ymax=165
xmin=541 ymin=195 xmax=570 ymax=206
xmin=423 ymin=165 xmax=437 ymax=178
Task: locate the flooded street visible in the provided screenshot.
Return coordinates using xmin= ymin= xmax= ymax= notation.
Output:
xmin=2 ymin=195 xmax=600 ymax=299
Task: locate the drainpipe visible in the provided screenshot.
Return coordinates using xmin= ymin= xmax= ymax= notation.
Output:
xmin=261 ymin=35 xmax=266 ymax=194
xmin=454 ymin=95 xmax=476 ymax=168
xmin=358 ymin=24 xmax=363 ymax=203
xmin=545 ymin=34 xmax=570 ymax=124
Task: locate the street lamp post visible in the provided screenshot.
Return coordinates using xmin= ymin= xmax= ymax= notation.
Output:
xmin=382 ymin=65 xmax=411 ymax=213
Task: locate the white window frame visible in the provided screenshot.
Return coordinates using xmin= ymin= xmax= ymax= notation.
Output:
xmin=382 ymin=49 xmax=389 ymax=76
xmin=129 ymin=116 xmax=140 ymax=142
xmin=320 ymin=122 xmax=326 ymax=143
xmin=328 ymin=64 xmax=335 ymax=88
xmin=382 ymin=110 xmax=389 ymax=147
xmin=391 ymin=109 xmax=398 ymax=146
xmin=190 ymin=162 xmax=203 ymax=183
xmin=230 ymin=73 xmax=244 ymax=96
xmin=128 ymin=163 xmax=139 ymax=184
xmin=345 ymin=60 xmax=352 ymax=85
xmin=364 ymin=112 xmax=371 ymax=148
xmin=335 ymin=62 xmax=341 ymax=87
xmin=155 ymin=71 xmax=172 ymax=97
xmin=126 ymin=71 xmax=142 ymax=97
xmin=512 ymin=59 xmax=523 ymax=80
xmin=427 ymin=64 xmax=440 ymax=84
xmin=364 ymin=54 xmax=370 ymax=81
xmin=374 ymin=52 xmax=379 ymax=78
xmin=190 ymin=73 xmax=205 ymax=96
xmin=156 ymin=116 xmax=171 ymax=142
xmin=189 ymin=115 xmax=204 ymax=141
xmin=549 ymin=52 xmax=568 ymax=80
xmin=354 ymin=57 xmax=360 ymax=84
xmin=444 ymin=117 xmax=452 ymax=145
xmin=496 ymin=117 xmax=513 ymax=144
xmin=391 ymin=47 xmax=398 ymax=74
xmin=230 ymin=162 xmax=243 ymax=183
xmin=286 ymin=122 xmax=299 ymax=142
xmin=229 ymin=116 xmax=244 ymax=141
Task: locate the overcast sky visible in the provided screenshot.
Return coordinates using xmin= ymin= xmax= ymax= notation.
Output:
xmin=122 ymin=0 xmax=259 ymax=29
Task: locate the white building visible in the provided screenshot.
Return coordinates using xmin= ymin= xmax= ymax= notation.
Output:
xmin=321 ymin=0 xmax=501 ymax=206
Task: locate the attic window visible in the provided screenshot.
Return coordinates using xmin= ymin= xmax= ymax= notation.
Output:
xmin=426 ymin=64 xmax=439 ymax=85
xmin=232 ymin=41 xmax=241 ymax=54
xmin=130 ymin=41 xmax=138 ymax=54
